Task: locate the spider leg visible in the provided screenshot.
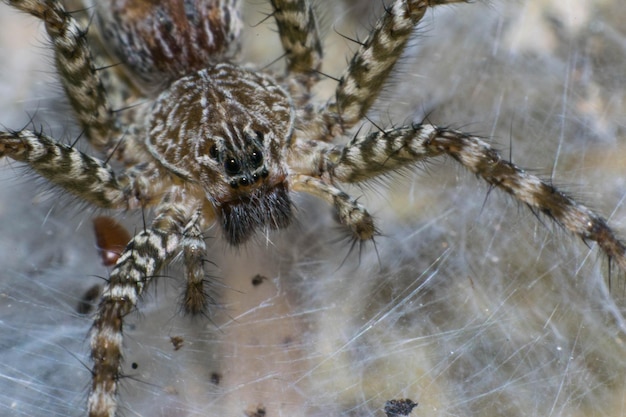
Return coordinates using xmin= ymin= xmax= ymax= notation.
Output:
xmin=7 ymin=0 xmax=117 ymax=151
xmin=270 ymin=0 xmax=322 ymax=80
xmin=323 ymin=123 xmax=626 ymax=271
xmin=310 ymin=0 xmax=468 ymax=140
xmin=89 ymin=209 xmax=186 ymax=417
xmin=291 ymin=174 xmax=376 ymax=240
xmin=0 ymin=129 xmax=142 ymax=208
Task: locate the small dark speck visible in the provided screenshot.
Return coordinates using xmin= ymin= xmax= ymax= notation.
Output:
xmin=384 ymin=399 xmax=418 ymax=417
xmin=170 ymin=336 xmax=184 ymax=351
xmin=131 ymin=362 xmax=139 ymax=370
xmin=251 ymin=274 xmax=267 ymax=286
xmin=210 ymin=372 xmax=221 ymax=385
xmin=245 ymin=406 xmax=266 ymax=417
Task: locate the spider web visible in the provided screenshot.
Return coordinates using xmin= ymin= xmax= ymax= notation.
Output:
xmin=1 ymin=1 xmax=625 ymax=416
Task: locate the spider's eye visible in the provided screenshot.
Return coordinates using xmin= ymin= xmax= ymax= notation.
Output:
xmin=249 ymin=149 xmax=263 ymax=168
xmin=209 ymin=143 xmax=219 ymax=160
xmin=254 ymin=130 xmax=264 ymax=142
xmin=224 ymin=157 xmax=241 ymax=175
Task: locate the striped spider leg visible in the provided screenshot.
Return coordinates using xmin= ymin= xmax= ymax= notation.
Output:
xmin=1 ymin=0 xmax=626 ymax=416
xmin=288 ymin=0 xmax=626 ymax=269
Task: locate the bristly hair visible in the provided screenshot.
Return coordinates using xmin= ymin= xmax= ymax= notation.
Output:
xmin=218 ymin=182 xmax=292 ymax=246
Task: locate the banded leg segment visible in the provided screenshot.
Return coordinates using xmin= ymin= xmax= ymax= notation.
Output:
xmin=291 ymin=174 xmax=376 ymax=240
xmin=326 ymin=123 xmax=626 ymax=271
xmin=89 ymin=213 xmax=183 ymax=417
xmin=314 ymin=0 xmax=467 ymax=138
xmin=6 ymin=0 xmax=116 ymax=150
xmin=270 ymin=0 xmax=322 ymax=76
xmin=0 ymin=130 xmax=131 ymax=208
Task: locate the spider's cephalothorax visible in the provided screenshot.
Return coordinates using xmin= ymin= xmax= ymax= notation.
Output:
xmin=147 ymin=63 xmax=295 ymax=245
xmin=2 ymin=0 xmax=626 ymax=416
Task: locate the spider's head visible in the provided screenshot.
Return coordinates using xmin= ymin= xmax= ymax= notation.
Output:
xmin=206 ymin=126 xmax=293 ymax=246
xmin=148 ymin=64 xmax=295 ymax=246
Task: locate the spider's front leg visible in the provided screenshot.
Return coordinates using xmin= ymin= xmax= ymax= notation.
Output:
xmin=0 ymin=129 xmax=135 ymax=208
xmin=89 ymin=200 xmax=212 ymax=417
xmin=89 ymin=212 xmax=179 ymax=417
xmin=0 ymin=129 xmax=214 ymax=415
xmin=89 ymin=227 xmax=179 ymax=417
xmin=323 ymin=123 xmax=626 ymax=272
xmin=6 ymin=0 xmax=118 ymax=151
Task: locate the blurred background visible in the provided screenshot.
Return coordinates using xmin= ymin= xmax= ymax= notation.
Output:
xmin=1 ymin=0 xmax=625 ymax=416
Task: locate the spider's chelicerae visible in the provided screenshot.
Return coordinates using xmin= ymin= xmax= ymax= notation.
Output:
xmin=2 ymin=0 xmax=626 ymax=416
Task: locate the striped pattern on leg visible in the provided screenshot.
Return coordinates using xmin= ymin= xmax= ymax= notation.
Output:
xmin=0 ymin=130 xmax=129 ymax=208
xmin=328 ymin=123 xmax=626 ymax=270
xmin=270 ymin=0 xmax=322 ymax=75
xmin=317 ymin=0 xmax=468 ymax=136
xmin=6 ymin=0 xmax=115 ymax=149
xmin=89 ymin=223 xmax=181 ymax=417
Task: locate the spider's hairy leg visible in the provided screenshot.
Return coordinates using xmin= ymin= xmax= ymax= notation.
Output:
xmin=291 ymin=174 xmax=376 ymax=240
xmin=89 ymin=209 xmax=185 ymax=417
xmin=0 ymin=130 xmax=136 ymax=208
xmin=270 ymin=0 xmax=322 ymax=80
xmin=325 ymin=123 xmax=626 ymax=271
xmin=6 ymin=0 xmax=117 ymax=151
xmin=312 ymin=0 xmax=468 ymax=139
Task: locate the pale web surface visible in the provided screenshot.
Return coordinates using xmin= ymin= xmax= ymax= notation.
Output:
xmin=0 ymin=0 xmax=626 ymax=416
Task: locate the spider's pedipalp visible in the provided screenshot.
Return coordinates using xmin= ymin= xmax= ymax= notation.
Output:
xmin=325 ymin=123 xmax=626 ymax=270
xmin=181 ymin=215 xmax=213 ymax=315
xmin=7 ymin=0 xmax=116 ymax=150
xmin=291 ymin=174 xmax=376 ymax=241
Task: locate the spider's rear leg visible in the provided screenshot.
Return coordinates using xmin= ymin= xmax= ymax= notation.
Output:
xmin=310 ymin=0 xmax=468 ymax=140
xmin=8 ymin=0 xmax=117 ymax=151
xmin=324 ymin=123 xmax=626 ymax=272
xmin=270 ymin=0 xmax=322 ymax=87
xmin=291 ymin=174 xmax=376 ymax=241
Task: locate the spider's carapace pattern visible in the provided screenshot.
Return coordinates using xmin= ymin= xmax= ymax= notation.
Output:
xmin=1 ymin=0 xmax=626 ymax=416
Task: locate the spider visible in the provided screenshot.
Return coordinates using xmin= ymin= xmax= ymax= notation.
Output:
xmin=1 ymin=0 xmax=626 ymax=416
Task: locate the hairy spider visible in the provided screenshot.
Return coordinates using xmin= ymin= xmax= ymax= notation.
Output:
xmin=1 ymin=0 xmax=626 ymax=416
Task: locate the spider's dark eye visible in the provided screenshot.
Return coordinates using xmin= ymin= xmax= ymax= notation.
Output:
xmin=209 ymin=143 xmax=219 ymax=160
xmin=254 ymin=130 xmax=264 ymax=142
xmin=224 ymin=158 xmax=241 ymax=175
xmin=249 ymin=149 xmax=263 ymax=168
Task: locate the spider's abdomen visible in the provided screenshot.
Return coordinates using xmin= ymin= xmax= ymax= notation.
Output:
xmin=96 ymin=0 xmax=243 ymax=88
xmin=147 ymin=63 xmax=295 ymax=244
